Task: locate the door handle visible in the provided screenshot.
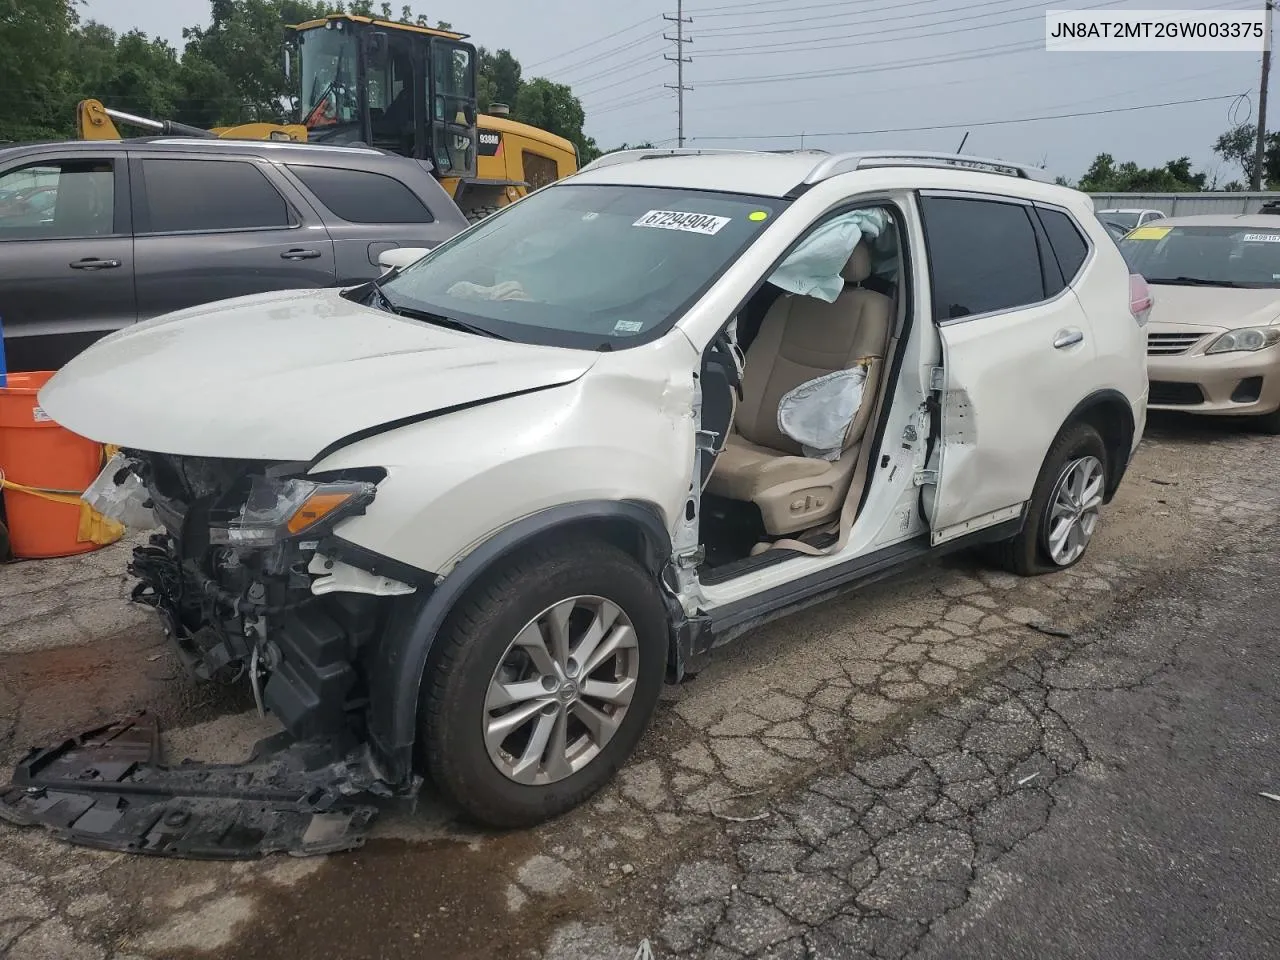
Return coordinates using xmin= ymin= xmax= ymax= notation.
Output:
xmin=1053 ymin=328 xmax=1084 ymax=349
xmin=69 ymin=258 xmax=121 ymax=270
xmin=281 ymin=248 xmax=322 ymax=260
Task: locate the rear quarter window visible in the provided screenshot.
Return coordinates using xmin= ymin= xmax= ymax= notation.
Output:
xmin=1036 ymin=207 xmax=1090 ymax=283
xmin=287 ymin=165 xmax=434 ymax=224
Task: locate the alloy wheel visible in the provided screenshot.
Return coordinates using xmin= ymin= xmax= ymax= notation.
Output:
xmin=483 ymin=596 xmax=640 ymax=785
xmin=1044 ymin=455 xmax=1104 ymax=566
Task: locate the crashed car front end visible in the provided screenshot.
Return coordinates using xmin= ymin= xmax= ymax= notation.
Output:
xmin=0 ymin=450 xmax=427 ymax=858
xmin=106 ymin=451 xmax=406 ymax=746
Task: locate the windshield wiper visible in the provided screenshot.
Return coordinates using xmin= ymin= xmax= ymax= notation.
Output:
xmin=1146 ymin=276 xmax=1247 ymax=288
xmin=380 ymin=298 xmax=509 ymax=340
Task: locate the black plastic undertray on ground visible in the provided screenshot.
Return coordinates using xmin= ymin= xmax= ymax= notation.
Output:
xmin=0 ymin=712 xmax=379 ymax=859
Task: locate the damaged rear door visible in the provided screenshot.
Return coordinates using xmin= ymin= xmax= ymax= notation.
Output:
xmin=917 ymin=191 xmax=1096 ymax=543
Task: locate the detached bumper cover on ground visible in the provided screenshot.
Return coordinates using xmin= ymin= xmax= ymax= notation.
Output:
xmin=0 ymin=712 xmax=381 ymax=859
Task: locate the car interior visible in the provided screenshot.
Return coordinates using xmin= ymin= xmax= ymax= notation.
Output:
xmin=696 ymin=206 xmax=906 ymax=582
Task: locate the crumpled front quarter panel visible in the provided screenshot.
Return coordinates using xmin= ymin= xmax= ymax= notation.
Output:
xmin=313 ymin=335 xmax=700 ymax=575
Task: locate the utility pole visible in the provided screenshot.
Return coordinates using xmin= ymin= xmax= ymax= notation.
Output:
xmin=664 ymin=2 xmax=693 ymax=147
xmin=1253 ymin=0 xmax=1274 ymax=190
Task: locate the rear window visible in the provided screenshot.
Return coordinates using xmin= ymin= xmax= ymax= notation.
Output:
xmin=288 ymin=165 xmax=434 ymax=224
xmin=1120 ymin=224 xmax=1280 ymax=288
xmin=140 ymin=159 xmax=291 ymax=233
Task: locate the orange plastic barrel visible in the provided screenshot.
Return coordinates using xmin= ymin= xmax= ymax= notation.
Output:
xmin=0 ymin=371 xmax=104 ymax=559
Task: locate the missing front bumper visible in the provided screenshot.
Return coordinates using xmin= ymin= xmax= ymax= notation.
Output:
xmin=0 ymin=713 xmax=382 ymax=859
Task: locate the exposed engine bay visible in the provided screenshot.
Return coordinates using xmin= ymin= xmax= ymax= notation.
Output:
xmin=1 ymin=451 xmax=415 ymax=858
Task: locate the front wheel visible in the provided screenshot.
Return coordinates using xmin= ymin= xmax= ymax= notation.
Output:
xmin=987 ymin=422 xmax=1109 ymax=576
xmin=420 ymin=539 xmax=669 ymax=827
xmin=1250 ymin=406 xmax=1280 ymax=434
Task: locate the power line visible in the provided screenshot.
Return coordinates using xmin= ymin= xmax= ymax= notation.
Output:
xmin=577 ymin=63 xmax=670 ymax=99
xmin=694 ymin=0 xmax=1026 ymax=36
xmin=542 ymin=33 xmax=665 ymax=80
xmin=696 ymin=0 xmax=1100 ymax=55
xmin=688 ymin=0 xmax=922 ymax=17
xmin=698 ymin=38 xmax=1043 ymax=87
xmin=565 ymin=47 xmax=667 ymax=90
xmin=523 ymin=15 xmax=656 ymax=70
xmin=687 ymin=94 xmax=1243 ymax=142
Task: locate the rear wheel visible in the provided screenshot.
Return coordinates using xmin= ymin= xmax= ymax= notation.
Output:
xmin=987 ymin=422 xmax=1108 ymax=576
xmin=421 ymin=539 xmax=668 ymax=827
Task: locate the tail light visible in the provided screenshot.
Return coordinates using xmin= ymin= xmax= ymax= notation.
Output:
xmin=1129 ymin=273 xmax=1152 ymax=327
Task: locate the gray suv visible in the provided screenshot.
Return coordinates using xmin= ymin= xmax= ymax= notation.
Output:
xmin=0 ymin=138 xmax=469 ymax=371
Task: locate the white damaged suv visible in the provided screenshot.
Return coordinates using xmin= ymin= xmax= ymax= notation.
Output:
xmin=40 ymin=149 xmax=1149 ymax=827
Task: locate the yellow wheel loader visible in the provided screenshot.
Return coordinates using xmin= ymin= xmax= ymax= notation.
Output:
xmin=78 ymin=14 xmax=577 ymax=222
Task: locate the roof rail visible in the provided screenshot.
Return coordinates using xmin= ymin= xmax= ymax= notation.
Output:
xmin=142 ymin=137 xmax=385 ymax=155
xmin=576 ymin=147 xmax=765 ymax=174
xmin=804 ymin=150 xmax=1053 ymax=184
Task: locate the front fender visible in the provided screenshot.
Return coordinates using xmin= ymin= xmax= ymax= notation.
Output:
xmin=361 ymin=499 xmax=674 ymax=784
xmin=314 ymin=365 xmax=695 ymax=575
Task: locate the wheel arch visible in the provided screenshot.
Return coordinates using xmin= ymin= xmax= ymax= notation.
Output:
xmin=364 ymin=499 xmax=674 ymax=784
xmin=1056 ymin=389 xmax=1135 ymax=502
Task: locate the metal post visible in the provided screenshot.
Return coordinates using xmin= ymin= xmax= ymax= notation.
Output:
xmin=664 ymin=2 xmax=693 ymax=147
xmin=1253 ymin=0 xmax=1274 ymax=190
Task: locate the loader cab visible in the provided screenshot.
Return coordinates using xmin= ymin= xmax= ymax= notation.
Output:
xmin=292 ymin=15 xmax=478 ymax=180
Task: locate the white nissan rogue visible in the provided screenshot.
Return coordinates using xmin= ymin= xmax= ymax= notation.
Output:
xmin=38 ymin=149 xmax=1150 ymax=829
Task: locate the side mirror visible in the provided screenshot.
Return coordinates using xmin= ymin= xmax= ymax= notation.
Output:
xmin=378 ymin=247 xmax=429 ymax=272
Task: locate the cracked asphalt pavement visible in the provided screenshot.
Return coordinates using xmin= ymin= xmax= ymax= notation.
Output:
xmin=1 ymin=414 xmax=1278 ymax=959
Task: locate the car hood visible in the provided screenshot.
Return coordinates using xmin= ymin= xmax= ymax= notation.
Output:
xmin=1146 ymin=283 xmax=1280 ymax=331
xmin=38 ymin=288 xmax=598 ymax=461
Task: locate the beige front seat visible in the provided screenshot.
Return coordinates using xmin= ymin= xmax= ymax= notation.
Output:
xmin=706 ymin=244 xmax=893 ymax=536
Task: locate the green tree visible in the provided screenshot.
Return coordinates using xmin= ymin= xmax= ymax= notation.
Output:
xmin=1078 ymin=152 xmax=1206 ymax=192
xmin=1213 ymin=123 xmax=1280 ymax=188
xmin=515 ymin=77 xmax=599 ymax=162
xmin=68 ymin=25 xmax=185 ymax=123
xmin=0 ymin=0 xmax=80 ymax=141
xmin=477 ymin=48 xmax=522 ymax=111
xmin=180 ymin=0 xmax=331 ymax=125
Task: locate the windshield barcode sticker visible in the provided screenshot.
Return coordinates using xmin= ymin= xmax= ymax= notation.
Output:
xmin=1242 ymin=232 xmax=1280 ymax=242
xmin=634 ymin=210 xmax=731 ymax=235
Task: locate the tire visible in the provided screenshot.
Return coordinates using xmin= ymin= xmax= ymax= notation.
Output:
xmin=464 ymin=204 xmax=498 ymax=224
xmin=987 ymin=422 xmax=1109 ymax=576
xmin=1251 ymin=407 xmax=1280 ymax=434
xmin=421 ymin=538 xmax=668 ymax=827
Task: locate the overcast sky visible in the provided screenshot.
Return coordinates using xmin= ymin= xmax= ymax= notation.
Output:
xmin=83 ymin=0 xmax=1265 ymax=184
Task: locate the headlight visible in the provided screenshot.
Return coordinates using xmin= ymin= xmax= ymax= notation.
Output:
xmin=210 ymin=476 xmax=376 ymax=546
xmin=1205 ymin=326 xmax=1280 ymax=354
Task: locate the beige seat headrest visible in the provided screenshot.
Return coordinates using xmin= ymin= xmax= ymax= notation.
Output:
xmin=841 ymin=243 xmax=871 ymax=284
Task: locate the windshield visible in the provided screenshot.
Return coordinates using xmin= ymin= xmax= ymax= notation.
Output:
xmin=1103 ymin=211 xmax=1140 ymax=230
xmin=379 ymin=184 xmax=787 ymax=349
xmin=299 ymin=26 xmax=360 ymax=129
xmin=1120 ymin=224 xmax=1280 ymax=288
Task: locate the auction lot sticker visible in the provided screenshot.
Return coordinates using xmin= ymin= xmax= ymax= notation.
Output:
xmin=1127 ymin=225 xmax=1170 ymax=240
xmin=1242 ymin=233 xmax=1280 ymax=243
xmin=634 ymin=210 xmax=731 ymax=235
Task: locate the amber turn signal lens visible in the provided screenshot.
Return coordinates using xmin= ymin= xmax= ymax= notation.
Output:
xmin=286 ymin=491 xmax=356 ymax=535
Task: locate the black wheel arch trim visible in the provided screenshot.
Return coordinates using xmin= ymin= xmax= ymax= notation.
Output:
xmin=1057 ymin=388 xmax=1136 ymax=501
xmin=362 ymin=499 xmax=674 ymax=784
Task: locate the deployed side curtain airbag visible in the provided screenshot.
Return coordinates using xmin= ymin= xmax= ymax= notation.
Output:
xmin=767 ymin=208 xmax=888 ymax=302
